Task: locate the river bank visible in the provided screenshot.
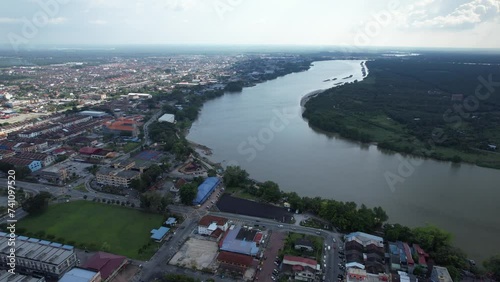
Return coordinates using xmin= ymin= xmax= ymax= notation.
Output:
xmin=186 ymin=59 xmax=500 ymax=263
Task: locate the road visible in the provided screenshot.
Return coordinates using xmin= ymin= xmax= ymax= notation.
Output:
xmin=209 ymin=211 xmax=342 ymax=282
xmin=143 ymin=110 xmax=163 ymax=146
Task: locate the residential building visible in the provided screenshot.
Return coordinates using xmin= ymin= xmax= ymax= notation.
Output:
xmin=82 ymin=252 xmax=127 ymax=282
xmin=79 ymin=111 xmax=108 ymax=118
xmin=59 ymin=268 xmax=101 ymax=282
xmin=16 ymin=152 xmax=55 ymax=167
xmin=346 ymin=268 xmax=390 ymax=282
xmin=0 ymin=233 xmax=77 ymax=280
xmin=282 ymin=255 xmax=320 ymax=282
xmin=165 ymin=217 xmax=177 ymax=226
xmin=431 ymin=266 xmax=453 ymax=282
xmin=0 ymin=149 xmax=15 ymax=159
xmin=96 ymin=167 xmax=140 ymax=188
xmin=345 ymin=232 xmax=385 ymax=274
xmin=198 ymin=215 xmax=229 ymax=236
xmin=0 ymin=157 xmax=42 ymax=172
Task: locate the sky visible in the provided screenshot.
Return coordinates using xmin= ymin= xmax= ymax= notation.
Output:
xmin=0 ymin=0 xmax=499 ymax=50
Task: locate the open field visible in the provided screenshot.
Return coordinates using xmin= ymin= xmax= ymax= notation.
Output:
xmin=169 ymin=238 xmax=218 ymax=270
xmin=18 ymin=201 xmax=163 ymax=260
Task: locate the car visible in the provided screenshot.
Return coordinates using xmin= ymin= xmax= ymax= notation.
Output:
xmin=278 ymin=224 xmax=283 ymax=228
xmin=333 ymin=238 xmax=337 ymax=243
xmin=271 ymin=277 xmax=276 ymax=281
xmin=316 ymin=231 xmax=321 ymax=234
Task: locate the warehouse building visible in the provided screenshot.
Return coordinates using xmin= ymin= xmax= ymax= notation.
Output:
xmin=0 ymin=270 xmax=46 ymax=282
xmin=193 ymin=177 xmax=221 ymax=205
xmin=0 ymin=233 xmax=77 ymax=280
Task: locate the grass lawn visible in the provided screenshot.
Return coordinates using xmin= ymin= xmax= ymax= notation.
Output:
xmin=73 ymin=184 xmax=88 ymax=193
xmin=280 ymin=232 xmax=324 ymax=262
xmin=18 ymin=201 xmax=164 ymax=260
xmin=123 ymin=142 xmax=140 ymax=153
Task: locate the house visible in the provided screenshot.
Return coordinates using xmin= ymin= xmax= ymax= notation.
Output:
xmin=82 ymin=252 xmax=127 ymax=282
xmin=80 ymin=147 xmax=102 ymax=156
xmin=346 ymin=268 xmax=390 ymax=282
xmin=1 ymin=157 xmax=42 ymax=172
xmin=165 ymin=217 xmax=177 ymax=226
xmin=0 ymin=149 xmax=15 ymax=159
xmin=171 ymin=178 xmax=187 ymax=193
xmin=198 ymin=215 xmax=229 ymax=236
xmin=294 ymin=238 xmax=314 ymax=252
xmin=282 ymin=255 xmax=319 ymax=282
xmin=431 ymin=266 xmax=453 ymax=282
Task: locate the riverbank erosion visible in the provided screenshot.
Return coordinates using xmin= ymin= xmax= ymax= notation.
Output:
xmin=302 ymin=58 xmax=500 ymax=169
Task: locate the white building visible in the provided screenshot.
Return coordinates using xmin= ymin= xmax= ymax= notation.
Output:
xmin=127 ymin=93 xmax=152 ymax=99
xmin=158 ymin=113 xmax=175 ymax=124
xmin=198 ymin=215 xmax=229 ymax=236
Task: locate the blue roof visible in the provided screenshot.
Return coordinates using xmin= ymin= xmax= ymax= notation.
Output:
xmin=59 ymin=268 xmax=99 ymax=282
xmin=193 ymin=177 xmax=220 ymax=205
xmin=50 ymin=242 xmax=63 ymax=247
xmin=220 ymin=226 xmax=259 ymax=256
xmin=18 ymin=236 xmax=29 ymax=240
xmin=62 ymin=245 xmax=74 ymax=250
xmin=165 ymin=217 xmax=177 ymax=225
xmin=150 ymin=226 xmax=170 ymax=240
xmin=0 ymin=232 xmax=6 ymax=237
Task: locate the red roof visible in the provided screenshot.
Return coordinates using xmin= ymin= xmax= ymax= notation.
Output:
xmin=198 ymin=215 xmax=228 ymax=227
xmin=175 ymin=178 xmax=187 ymax=189
xmin=217 ymin=251 xmax=253 ymax=266
xmin=79 ymin=147 xmax=101 ymax=155
xmin=254 ymin=233 xmax=263 ymax=244
xmin=211 ymin=228 xmax=224 ymax=238
xmin=403 ymin=243 xmax=414 ymax=265
xmin=82 ymin=252 xmax=126 ymax=280
xmin=413 ymin=244 xmax=429 ymax=257
xmin=283 ymin=255 xmax=317 ymax=268
xmin=293 ymin=265 xmax=304 ymax=271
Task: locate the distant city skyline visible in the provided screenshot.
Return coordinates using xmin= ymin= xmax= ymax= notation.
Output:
xmin=0 ymin=0 xmax=499 ymax=50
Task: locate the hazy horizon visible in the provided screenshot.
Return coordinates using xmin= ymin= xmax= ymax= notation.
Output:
xmin=1 ymin=0 xmax=499 ymax=51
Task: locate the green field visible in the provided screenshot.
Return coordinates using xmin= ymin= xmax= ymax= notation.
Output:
xmin=18 ymin=201 xmax=163 ymax=260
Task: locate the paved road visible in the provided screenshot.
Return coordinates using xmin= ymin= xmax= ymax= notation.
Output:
xmin=209 ymin=211 xmax=342 ymax=282
xmin=143 ymin=110 xmax=163 ymax=146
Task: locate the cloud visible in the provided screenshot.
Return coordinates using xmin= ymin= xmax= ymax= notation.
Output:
xmin=47 ymin=17 xmax=67 ymax=24
xmin=89 ymin=19 xmax=108 ymax=25
xmin=0 ymin=16 xmax=66 ymax=25
xmin=0 ymin=17 xmax=22 ymax=24
xmin=406 ymin=0 xmax=500 ymax=29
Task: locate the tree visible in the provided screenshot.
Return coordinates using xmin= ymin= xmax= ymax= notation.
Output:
xmin=223 ymin=166 xmax=249 ymax=188
xmin=179 ymin=183 xmax=198 ymax=205
xmin=22 ymin=192 xmax=52 ymax=215
xmin=140 ymin=191 xmax=172 ymax=213
xmin=412 ymin=225 xmax=452 ymax=253
xmin=260 ymin=181 xmax=281 ymax=203
xmin=484 ymin=255 xmax=500 ymax=281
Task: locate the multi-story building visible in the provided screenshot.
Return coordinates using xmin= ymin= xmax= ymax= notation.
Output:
xmin=39 ymin=165 xmax=68 ymax=182
xmin=0 ymin=233 xmax=77 ymax=280
xmin=0 ymin=270 xmax=46 ymax=282
xmin=96 ymin=167 xmax=140 ymax=188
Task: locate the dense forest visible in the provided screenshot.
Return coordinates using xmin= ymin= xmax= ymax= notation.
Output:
xmin=303 ymin=55 xmax=500 ymax=168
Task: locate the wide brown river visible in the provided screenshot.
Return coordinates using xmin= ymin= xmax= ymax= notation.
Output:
xmin=187 ymin=60 xmax=500 ymax=262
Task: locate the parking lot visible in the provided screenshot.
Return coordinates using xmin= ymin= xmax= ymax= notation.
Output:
xmin=256 ymin=231 xmax=286 ymax=281
xmin=169 ymin=238 xmax=219 ymax=270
